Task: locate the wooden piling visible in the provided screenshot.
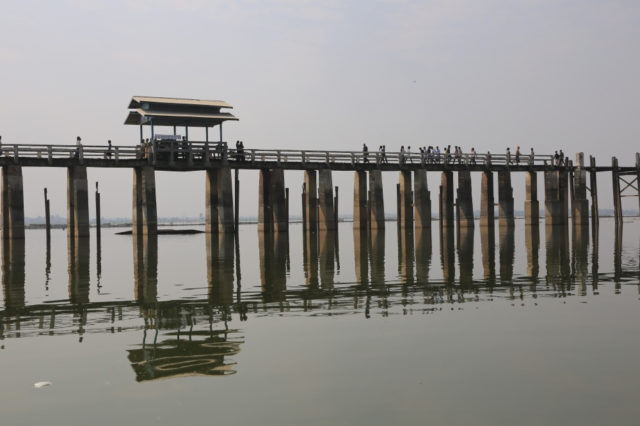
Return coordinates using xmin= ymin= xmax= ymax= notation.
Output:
xmin=44 ymin=188 xmax=51 ymax=241
xmin=612 ymin=157 xmax=622 ymax=224
xmin=95 ymin=182 xmax=101 ymax=242
xmin=285 ymin=187 xmax=290 ymax=226
xmin=234 ymin=169 xmax=240 ymax=233
xmin=333 ymin=186 xmax=338 ymax=227
xmin=589 ymin=156 xmax=599 ymax=224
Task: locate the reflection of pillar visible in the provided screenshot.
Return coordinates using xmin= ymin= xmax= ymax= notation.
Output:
xmin=206 ymin=167 xmax=234 ymax=233
xmin=525 ymin=171 xmax=539 ymax=226
xmin=207 ymin=232 xmax=235 ymax=304
xmin=456 ymin=170 xmax=474 ymax=228
xmin=545 ymin=225 xmax=570 ymax=283
xmin=414 ymin=227 xmax=432 ymax=283
xmin=440 ymin=225 xmax=455 ymax=284
xmin=133 ymin=166 xmax=158 ymax=235
xmin=440 ymin=171 xmax=454 ymax=228
xmin=1 ymin=166 xmax=25 ymax=240
xmin=591 ymin=220 xmax=599 ymax=289
xmin=369 ymin=228 xmax=385 ymax=286
xmin=572 ymin=224 xmax=589 ymax=295
xmin=1 ymin=238 xmax=25 ymax=310
xmin=134 ymin=234 xmax=158 ymax=304
xmin=319 ymin=230 xmax=336 ymax=289
xmin=497 ymin=170 xmax=514 ymax=227
xmin=369 ymin=170 xmax=385 ymax=229
xmin=68 ymin=166 xmax=90 ymax=238
xmin=480 ymin=226 xmax=496 ymax=284
xmin=353 ymin=171 xmax=368 ymax=230
xmin=68 ymin=237 xmax=90 ymax=304
xmin=398 ymin=171 xmax=413 ymax=229
xmin=258 ymin=169 xmax=287 ymax=232
xmin=259 ymin=231 xmax=288 ymax=302
xmin=480 ymin=171 xmax=494 ymax=227
xmin=524 ymin=224 xmax=539 ymax=281
xmin=304 ymin=170 xmax=318 ymax=232
xmin=318 ymin=170 xmax=336 ymax=231
xmin=457 ymin=226 xmax=474 ymax=286
xmin=398 ymin=228 xmax=414 ymax=284
xmin=414 ymin=170 xmax=431 ymax=229
xmin=303 ymin=229 xmax=318 ymax=288
xmin=613 ymin=223 xmax=622 ymax=284
xmin=353 ymin=229 xmax=369 ymax=285
xmin=572 ymin=153 xmax=589 ymax=227
xmin=498 ymin=224 xmax=514 ymax=285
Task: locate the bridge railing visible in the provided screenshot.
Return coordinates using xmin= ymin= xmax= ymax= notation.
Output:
xmin=0 ymin=142 xmax=557 ymax=167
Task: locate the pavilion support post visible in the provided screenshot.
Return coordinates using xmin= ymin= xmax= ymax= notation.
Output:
xmin=353 ymin=171 xmax=368 ymax=230
xmin=304 ymin=170 xmax=318 ymax=232
xmin=258 ymin=169 xmax=287 ymax=232
xmin=318 ymin=170 xmax=336 ymax=231
xmin=480 ymin=171 xmax=494 ymax=227
xmin=234 ymin=169 xmax=240 ymax=233
xmin=572 ymin=153 xmax=589 ymax=226
xmin=398 ymin=171 xmax=413 ymax=229
xmin=413 ymin=170 xmax=431 ymax=228
xmin=589 ymin=156 xmax=599 ymax=225
xmin=439 ymin=171 xmax=454 ymax=228
xmin=368 ymin=170 xmax=385 ymax=229
xmin=132 ymin=166 xmax=157 ymax=236
xmin=497 ymin=170 xmax=514 ymax=227
xmin=524 ymin=171 xmax=539 ymax=226
xmin=206 ymin=167 xmax=234 ymax=233
xmin=1 ymin=166 xmax=25 ymax=240
xmin=67 ymin=166 xmax=90 ymax=239
xmin=456 ymin=170 xmax=473 ymax=228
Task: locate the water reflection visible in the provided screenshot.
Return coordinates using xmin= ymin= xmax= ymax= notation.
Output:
xmin=480 ymin=226 xmax=496 ymax=285
xmin=524 ymin=224 xmax=540 ymax=283
xmin=369 ymin=229 xmax=385 ymax=287
xmin=440 ymin=225 xmax=455 ymax=285
xmin=319 ymin=230 xmax=337 ymax=289
xmin=2 ymin=239 xmax=25 ymax=311
xmin=545 ymin=225 xmax=570 ymax=286
xmin=398 ymin=228 xmax=414 ymax=284
xmin=353 ymin=230 xmax=368 ymax=286
xmin=414 ymin=227 xmax=431 ymax=284
xmin=134 ymin=234 xmax=158 ymax=305
xmin=499 ymin=224 xmax=515 ymax=285
xmin=259 ymin=232 xmax=288 ymax=301
xmin=68 ymin=237 xmax=90 ymax=305
xmin=457 ymin=226 xmax=474 ymax=286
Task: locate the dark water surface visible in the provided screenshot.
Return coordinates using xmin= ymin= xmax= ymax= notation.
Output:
xmin=1 ymin=219 xmax=639 ymax=425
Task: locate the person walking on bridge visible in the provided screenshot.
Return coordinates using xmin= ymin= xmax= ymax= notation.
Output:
xmin=529 ymin=147 xmax=535 ymax=165
xmin=435 ymin=146 xmax=441 ymax=164
xmin=106 ymin=140 xmax=113 ymax=159
xmin=470 ymin=148 xmax=476 ymax=165
xmin=515 ymin=146 xmax=521 ymax=165
xmin=363 ymin=143 xmax=369 ymax=163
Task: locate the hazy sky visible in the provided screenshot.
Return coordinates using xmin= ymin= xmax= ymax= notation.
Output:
xmin=1 ymin=0 xmax=639 ymax=219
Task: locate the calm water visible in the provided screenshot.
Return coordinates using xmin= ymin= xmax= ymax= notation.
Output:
xmin=0 ymin=218 xmax=639 ymax=425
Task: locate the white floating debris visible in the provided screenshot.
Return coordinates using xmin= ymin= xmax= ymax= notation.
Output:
xmin=33 ymin=381 xmax=52 ymax=389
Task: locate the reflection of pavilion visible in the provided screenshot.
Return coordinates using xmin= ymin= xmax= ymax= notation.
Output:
xmin=127 ymin=327 xmax=243 ymax=381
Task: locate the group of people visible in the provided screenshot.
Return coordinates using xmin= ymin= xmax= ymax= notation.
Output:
xmin=553 ymin=150 xmax=567 ymax=167
xmin=235 ymin=140 xmax=246 ymax=161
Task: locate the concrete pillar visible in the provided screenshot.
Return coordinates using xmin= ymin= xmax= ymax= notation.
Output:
xmin=439 ymin=171 xmax=454 ymax=227
xmin=413 ymin=170 xmax=431 ymax=228
xmin=205 ymin=167 xmax=234 ymax=233
xmin=258 ymin=169 xmax=288 ymax=232
xmin=544 ymin=171 xmax=566 ymax=225
xmin=67 ymin=166 xmax=90 ymax=239
xmin=133 ymin=166 xmax=158 ymax=235
xmin=353 ymin=171 xmax=368 ymax=230
xmin=497 ymin=170 xmax=514 ymax=226
xmin=304 ymin=170 xmax=318 ymax=232
xmin=456 ymin=170 xmax=474 ymax=228
xmin=524 ymin=171 xmax=539 ymax=226
xmin=1 ymin=166 xmax=25 ymax=240
xmin=318 ymin=170 xmax=335 ymax=231
xmin=480 ymin=171 xmax=494 ymax=227
xmin=398 ymin=171 xmax=413 ymax=229
xmin=369 ymin=170 xmax=385 ymax=229
xmin=572 ymin=153 xmax=589 ymax=226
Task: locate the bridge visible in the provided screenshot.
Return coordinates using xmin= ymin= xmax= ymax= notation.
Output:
xmin=0 ymin=95 xmax=637 ymax=240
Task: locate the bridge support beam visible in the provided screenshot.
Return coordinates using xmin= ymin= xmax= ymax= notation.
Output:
xmin=132 ymin=166 xmax=158 ymax=235
xmin=456 ymin=170 xmax=474 ymax=228
xmin=572 ymin=153 xmax=589 ymax=226
xmin=611 ymin=157 xmax=622 ymax=224
xmin=1 ymin=166 xmax=25 ymax=240
xmin=318 ymin=170 xmax=336 ymax=231
xmin=525 ymin=171 xmax=539 ymax=226
xmin=480 ymin=171 xmax=494 ymax=227
xmin=439 ymin=171 xmax=454 ymax=228
xmin=67 ymin=166 xmax=90 ymax=239
xmin=398 ymin=171 xmax=413 ymax=229
xmin=413 ymin=170 xmax=431 ymax=228
xmin=304 ymin=170 xmax=318 ymax=232
xmin=353 ymin=171 xmax=368 ymax=230
xmin=497 ymin=170 xmax=514 ymax=226
xmin=258 ymin=168 xmax=288 ymax=232
xmin=589 ymin=156 xmax=599 ymax=225
xmin=205 ymin=167 xmax=234 ymax=233
xmin=544 ymin=170 xmax=568 ymax=225
xmin=369 ymin=170 xmax=385 ymax=229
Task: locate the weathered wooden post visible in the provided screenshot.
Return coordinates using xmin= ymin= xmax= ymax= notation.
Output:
xmin=480 ymin=171 xmax=494 ymax=227
xmin=234 ymin=169 xmax=240 ymax=233
xmin=285 ymin=187 xmax=290 ymax=227
xmin=333 ymin=186 xmax=339 ymax=227
xmin=301 ymin=182 xmax=307 ymax=229
xmin=44 ymin=188 xmax=51 ymax=241
xmin=611 ymin=157 xmax=622 ymax=224
xmin=95 ymin=181 xmax=101 ymax=242
xmin=353 ymin=171 xmax=368 ymax=230
xmin=456 ymin=170 xmax=473 ymax=228
xmin=439 ymin=171 xmax=454 ymax=228
xmin=589 ymin=156 xmax=599 ymax=225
